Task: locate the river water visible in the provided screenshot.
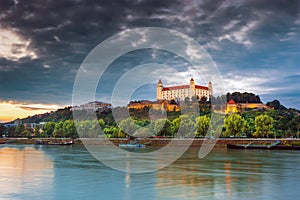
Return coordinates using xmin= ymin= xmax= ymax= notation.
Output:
xmin=0 ymin=144 xmax=299 ymax=200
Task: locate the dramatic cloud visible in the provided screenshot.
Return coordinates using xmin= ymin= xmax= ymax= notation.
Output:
xmin=0 ymin=0 xmax=299 ymax=117
xmin=0 ymin=28 xmax=37 ymax=61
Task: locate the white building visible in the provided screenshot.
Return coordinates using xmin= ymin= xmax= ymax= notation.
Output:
xmin=156 ymin=78 xmax=212 ymax=101
xmin=71 ymin=101 xmax=112 ymax=111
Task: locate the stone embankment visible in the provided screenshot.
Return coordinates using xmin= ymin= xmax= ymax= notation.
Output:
xmin=1 ymin=138 xmax=300 ymax=147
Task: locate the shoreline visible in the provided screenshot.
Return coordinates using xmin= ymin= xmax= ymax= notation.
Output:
xmin=1 ymin=138 xmax=300 ymax=148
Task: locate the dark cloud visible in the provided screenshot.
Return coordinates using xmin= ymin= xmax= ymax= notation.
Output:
xmin=0 ymin=0 xmax=299 ymax=108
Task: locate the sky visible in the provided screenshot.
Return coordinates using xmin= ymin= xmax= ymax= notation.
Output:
xmin=0 ymin=0 xmax=299 ymax=122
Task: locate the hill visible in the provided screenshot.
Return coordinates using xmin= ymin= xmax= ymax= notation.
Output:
xmin=17 ymin=107 xmax=73 ymax=123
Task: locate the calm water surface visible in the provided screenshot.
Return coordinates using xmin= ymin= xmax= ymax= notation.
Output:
xmin=0 ymin=144 xmax=300 ymax=200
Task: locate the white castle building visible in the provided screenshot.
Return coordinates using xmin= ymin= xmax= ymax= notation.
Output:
xmin=156 ymin=78 xmax=212 ymax=101
xmin=71 ymin=101 xmax=112 ymax=111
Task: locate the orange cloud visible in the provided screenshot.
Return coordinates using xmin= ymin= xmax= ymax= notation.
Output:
xmin=0 ymin=101 xmax=65 ymax=123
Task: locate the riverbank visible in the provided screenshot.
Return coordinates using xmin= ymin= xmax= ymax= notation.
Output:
xmin=1 ymin=138 xmax=300 ymax=148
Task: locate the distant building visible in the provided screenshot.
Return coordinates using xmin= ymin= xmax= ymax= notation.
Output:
xmin=71 ymin=101 xmax=112 ymax=112
xmin=156 ymin=78 xmax=212 ymax=101
xmin=226 ymin=100 xmax=238 ymax=113
xmin=38 ymin=122 xmax=47 ymax=128
xmin=23 ymin=123 xmax=39 ymax=129
xmin=4 ymin=120 xmax=45 ymax=129
xmin=4 ymin=123 xmax=16 ymax=128
xmin=225 ymin=99 xmax=269 ymax=113
xmin=128 ymin=100 xmax=180 ymax=112
xmin=4 ymin=118 xmax=22 ymax=128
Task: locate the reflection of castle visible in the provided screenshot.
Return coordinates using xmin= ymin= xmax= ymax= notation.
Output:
xmin=156 ymin=78 xmax=212 ymax=101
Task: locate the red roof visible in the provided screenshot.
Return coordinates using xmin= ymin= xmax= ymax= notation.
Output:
xmin=162 ymin=85 xmax=189 ymax=91
xmin=162 ymin=84 xmax=209 ymax=91
xmin=195 ymin=85 xmax=209 ymax=90
xmin=227 ymin=99 xmax=236 ymax=104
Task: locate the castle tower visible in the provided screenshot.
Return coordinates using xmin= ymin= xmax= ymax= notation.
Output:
xmin=189 ymin=78 xmax=196 ymax=99
xmin=208 ymin=81 xmax=213 ymax=100
xmin=156 ymin=79 xmax=163 ymax=100
xmin=190 ymin=78 xmax=195 ymax=88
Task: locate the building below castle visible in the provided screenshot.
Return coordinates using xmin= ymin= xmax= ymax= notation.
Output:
xmin=156 ymin=78 xmax=212 ymax=101
xmin=127 ymin=100 xmax=180 ymax=112
xmin=225 ymin=99 xmax=269 ymax=113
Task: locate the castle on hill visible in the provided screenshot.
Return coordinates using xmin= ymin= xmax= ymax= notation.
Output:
xmin=156 ymin=78 xmax=212 ymax=101
xmin=128 ymin=78 xmax=268 ymax=113
xmin=128 ymin=78 xmax=210 ymax=112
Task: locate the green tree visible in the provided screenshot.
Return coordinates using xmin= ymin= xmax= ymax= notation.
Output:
xmin=135 ymin=119 xmax=150 ymax=127
xmin=134 ymin=127 xmax=150 ymax=138
xmin=0 ymin=124 xmax=6 ymax=136
xmin=254 ymin=114 xmax=274 ymax=138
xmin=154 ymin=119 xmax=173 ymax=137
xmin=76 ymin=120 xmax=91 ymax=138
xmin=7 ymin=126 xmax=16 ymax=137
xmin=15 ymin=124 xmax=25 ymax=137
xmin=98 ymin=119 xmax=106 ymax=129
xmin=34 ymin=126 xmax=41 ymax=138
xmin=87 ymin=120 xmax=101 ymax=137
xmin=119 ymin=118 xmax=138 ymax=137
xmin=244 ymin=118 xmax=255 ymax=137
xmin=63 ymin=120 xmax=77 ymax=138
xmin=115 ymin=127 xmax=125 ymax=138
xmin=22 ymin=129 xmax=33 ymax=138
xmin=103 ymin=127 xmax=114 ymax=135
xmin=266 ymin=100 xmax=286 ymax=110
xmin=43 ymin=122 xmax=56 ymax=137
xmin=223 ymin=114 xmax=246 ymax=137
xmin=102 ymin=126 xmax=123 ymax=138
xmin=173 ymin=115 xmax=196 ymax=137
xmin=53 ymin=121 xmax=64 ymax=138
xmin=195 ymin=115 xmax=210 ymax=137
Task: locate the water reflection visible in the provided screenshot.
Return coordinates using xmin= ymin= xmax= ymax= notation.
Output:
xmin=224 ymin=162 xmax=232 ymax=197
xmin=1 ymin=145 xmax=300 ymax=200
xmin=0 ymin=145 xmax=54 ymax=199
xmin=155 ymin=149 xmax=267 ymax=199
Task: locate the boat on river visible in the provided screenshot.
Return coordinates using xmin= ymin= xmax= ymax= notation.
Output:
xmin=227 ymin=140 xmax=281 ymax=149
xmin=227 ymin=140 xmax=300 ymax=150
xmin=119 ymin=140 xmax=145 ymax=148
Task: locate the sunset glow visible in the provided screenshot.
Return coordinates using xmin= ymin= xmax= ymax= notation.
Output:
xmin=0 ymin=101 xmax=64 ymax=123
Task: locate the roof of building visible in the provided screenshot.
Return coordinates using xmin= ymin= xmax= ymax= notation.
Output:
xmin=195 ymin=85 xmax=209 ymax=90
xmin=162 ymin=85 xmax=189 ymax=91
xmin=227 ymin=99 xmax=236 ymax=104
xmin=162 ymin=84 xmax=208 ymax=91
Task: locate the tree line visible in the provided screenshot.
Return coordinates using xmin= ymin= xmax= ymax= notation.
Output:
xmin=1 ymin=97 xmax=299 ymax=139
xmin=1 ymin=110 xmax=294 ymax=139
